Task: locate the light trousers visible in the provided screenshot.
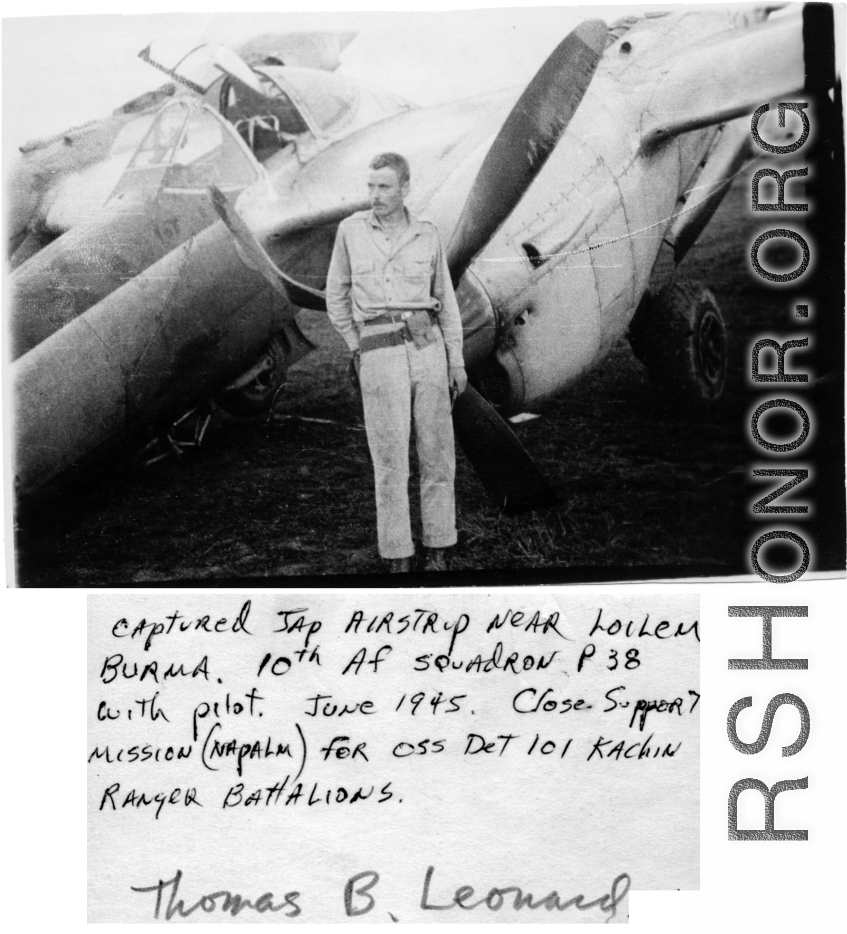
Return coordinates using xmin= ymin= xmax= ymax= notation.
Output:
xmin=359 ymin=325 xmax=457 ymax=559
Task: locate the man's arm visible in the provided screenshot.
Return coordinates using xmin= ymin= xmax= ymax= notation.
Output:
xmin=325 ymin=225 xmax=359 ymax=353
xmin=432 ymin=236 xmax=467 ymax=394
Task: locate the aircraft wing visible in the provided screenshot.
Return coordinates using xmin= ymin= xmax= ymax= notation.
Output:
xmin=640 ymin=13 xmax=805 ymax=152
xmin=8 ymin=110 xmax=163 ymax=267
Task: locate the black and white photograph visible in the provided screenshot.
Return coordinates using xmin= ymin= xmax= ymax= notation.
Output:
xmin=4 ymin=2 xmax=844 ymax=585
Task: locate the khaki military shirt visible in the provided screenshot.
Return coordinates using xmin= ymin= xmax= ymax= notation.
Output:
xmin=326 ymin=208 xmax=464 ymax=368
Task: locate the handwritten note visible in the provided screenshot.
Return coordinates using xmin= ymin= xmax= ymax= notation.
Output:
xmin=88 ymin=593 xmax=699 ymax=923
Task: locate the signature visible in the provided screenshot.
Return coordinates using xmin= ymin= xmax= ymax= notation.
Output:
xmin=420 ymin=865 xmax=631 ymax=922
xmin=131 ymin=866 xmax=630 ymax=922
xmin=131 ymin=869 xmax=301 ymax=919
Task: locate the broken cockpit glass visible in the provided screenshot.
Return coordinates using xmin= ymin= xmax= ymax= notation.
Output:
xmin=219 ymin=75 xmax=310 ymax=162
xmin=109 ymin=100 xmax=260 ymax=201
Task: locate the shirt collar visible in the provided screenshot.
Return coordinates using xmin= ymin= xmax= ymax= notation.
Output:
xmin=367 ymin=206 xmax=417 ymax=231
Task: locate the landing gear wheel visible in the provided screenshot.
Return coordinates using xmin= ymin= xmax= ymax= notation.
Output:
xmin=216 ymin=338 xmax=287 ymax=418
xmin=628 ymin=281 xmax=728 ymax=405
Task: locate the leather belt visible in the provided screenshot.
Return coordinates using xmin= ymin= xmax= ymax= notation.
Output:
xmin=364 ymin=311 xmax=409 ymax=326
xmin=359 ymin=309 xmax=437 ymax=354
xmin=363 ymin=309 xmax=435 ymax=327
xmin=360 ymin=329 xmax=411 ymax=353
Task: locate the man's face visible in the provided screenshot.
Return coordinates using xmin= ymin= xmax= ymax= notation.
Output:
xmin=368 ymin=166 xmax=409 ymax=219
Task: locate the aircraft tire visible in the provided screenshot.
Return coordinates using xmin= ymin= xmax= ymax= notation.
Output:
xmin=215 ymin=342 xmax=287 ymax=418
xmin=629 ymin=282 xmax=727 ymax=405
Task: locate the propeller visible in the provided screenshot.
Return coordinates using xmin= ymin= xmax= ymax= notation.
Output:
xmin=453 ymin=386 xmax=561 ymax=512
xmin=448 ymin=19 xmax=607 ymax=512
xmin=446 ymin=19 xmax=607 ymax=282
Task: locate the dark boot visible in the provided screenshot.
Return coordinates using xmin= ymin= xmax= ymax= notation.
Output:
xmin=388 ymin=557 xmax=411 ymax=573
xmin=424 ymin=548 xmax=448 ymax=572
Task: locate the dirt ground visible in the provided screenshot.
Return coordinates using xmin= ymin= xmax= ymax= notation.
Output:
xmin=12 ymin=175 xmax=837 ymax=586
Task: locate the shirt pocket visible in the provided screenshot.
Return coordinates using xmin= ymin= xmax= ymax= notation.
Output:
xmin=395 ymin=258 xmax=433 ymax=303
xmin=351 ymin=257 xmax=376 ymax=277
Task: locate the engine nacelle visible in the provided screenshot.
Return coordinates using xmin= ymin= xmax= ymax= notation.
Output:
xmin=476 ymin=256 xmax=601 ymax=413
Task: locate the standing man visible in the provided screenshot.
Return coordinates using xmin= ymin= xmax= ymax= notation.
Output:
xmin=326 ymin=152 xmax=467 ymax=573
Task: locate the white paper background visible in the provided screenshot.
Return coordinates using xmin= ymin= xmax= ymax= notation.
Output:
xmin=2 ymin=0 xmax=845 ymax=932
xmin=5 ymin=579 xmax=844 ymax=932
xmin=86 ymin=593 xmax=699 ymax=922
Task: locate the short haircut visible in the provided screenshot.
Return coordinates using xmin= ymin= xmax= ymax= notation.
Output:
xmin=369 ymin=152 xmax=410 ymax=185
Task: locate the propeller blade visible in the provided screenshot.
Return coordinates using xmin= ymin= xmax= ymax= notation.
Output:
xmin=446 ymin=21 xmax=605 ymax=511
xmin=210 ymin=186 xmax=326 ymax=308
xmin=452 ymin=386 xmax=560 ymax=513
xmin=446 ymin=19 xmax=607 ymax=282
xmin=209 ymin=186 xmax=368 ymax=311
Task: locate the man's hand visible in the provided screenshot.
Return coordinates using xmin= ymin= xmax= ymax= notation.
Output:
xmin=449 ymin=365 xmax=468 ymax=400
xmin=348 ymin=349 xmax=361 ymax=390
